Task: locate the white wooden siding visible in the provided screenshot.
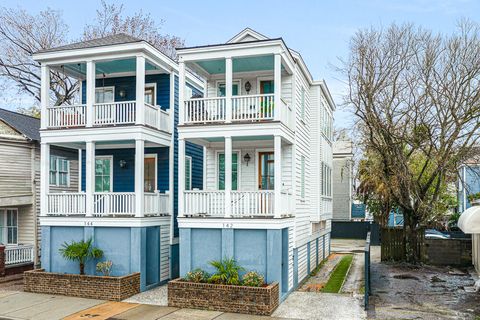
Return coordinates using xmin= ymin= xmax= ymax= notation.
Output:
xmin=297 ymin=243 xmax=308 ymax=283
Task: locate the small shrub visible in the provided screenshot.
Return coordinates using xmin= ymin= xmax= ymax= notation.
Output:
xmin=242 ymin=271 xmax=264 ymax=287
xmin=209 ymin=258 xmax=244 ymax=285
xmin=185 ymin=268 xmax=209 ymax=283
xmin=96 ymin=260 xmax=113 ymax=276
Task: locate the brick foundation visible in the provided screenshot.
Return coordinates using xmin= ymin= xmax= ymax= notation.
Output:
xmin=168 ymin=279 xmax=280 ymax=316
xmin=24 ymin=269 xmax=140 ymax=301
xmin=0 ymin=246 xmax=4 ymax=277
xmin=5 ymin=262 xmax=33 ymax=276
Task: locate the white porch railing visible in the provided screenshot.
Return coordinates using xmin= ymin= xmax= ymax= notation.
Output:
xmin=231 ymin=190 xmax=275 ymax=217
xmin=144 ymin=192 xmax=170 ymax=215
xmin=232 ymin=94 xmax=275 ymax=121
xmin=47 ymin=193 xmax=86 ymax=215
xmin=145 ymin=103 xmax=171 ymax=132
xmin=93 ymin=101 xmax=136 ymax=125
xmin=93 ymin=192 xmax=135 ymax=216
xmin=184 ymin=190 xmax=225 ymax=216
xmin=184 ymin=97 xmax=226 ymax=123
xmin=5 ymin=245 xmax=34 ymax=265
xmin=46 ymin=105 xmax=86 ymax=128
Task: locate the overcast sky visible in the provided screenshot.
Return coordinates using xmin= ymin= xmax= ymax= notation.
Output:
xmin=1 ymin=0 xmax=479 ymax=129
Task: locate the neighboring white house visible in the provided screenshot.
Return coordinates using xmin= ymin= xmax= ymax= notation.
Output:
xmin=176 ymin=28 xmax=335 ymax=298
xmin=332 ymin=139 xmax=354 ymax=221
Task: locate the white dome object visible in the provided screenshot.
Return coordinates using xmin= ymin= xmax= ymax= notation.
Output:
xmin=458 ymin=205 xmax=480 ymax=234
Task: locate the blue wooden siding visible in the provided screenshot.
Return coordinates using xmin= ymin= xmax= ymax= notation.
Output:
xmin=81 ymin=147 xmax=169 ymax=192
xmin=81 ymin=74 xmax=171 ymax=111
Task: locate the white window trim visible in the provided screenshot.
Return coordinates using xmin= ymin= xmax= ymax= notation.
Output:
xmin=145 ymin=83 xmax=157 ymax=106
xmin=95 ymin=155 xmax=114 ymax=193
xmin=215 ymin=79 xmax=242 ymax=96
xmin=49 ymin=156 xmax=71 ymax=187
xmin=215 ymin=149 xmax=241 ymax=190
xmin=185 ymin=155 xmax=192 ymax=191
xmin=0 ymin=208 xmax=18 ymax=246
xmin=144 ymin=153 xmax=158 ymax=192
xmin=95 ymin=86 xmax=115 ymax=103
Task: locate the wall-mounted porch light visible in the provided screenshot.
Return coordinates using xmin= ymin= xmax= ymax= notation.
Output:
xmin=119 ymin=160 xmax=127 ymax=168
xmin=243 ymin=153 xmax=251 ymax=166
xmin=119 ymin=89 xmax=127 ymax=98
xmin=245 ymin=81 xmax=252 ymax=94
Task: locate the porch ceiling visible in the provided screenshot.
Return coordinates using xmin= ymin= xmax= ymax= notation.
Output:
xmin=204 ymin=135 xmax=274 ymax=143
xmin=196 ymin=55 xmax=283 ymax=75
xmin=61 ymin=58 xmax=160 ymax=78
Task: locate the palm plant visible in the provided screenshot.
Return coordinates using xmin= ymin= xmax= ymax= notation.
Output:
xmin=59 ymin=238 xmax=103 ymax=275
xmin=209 ymin=258 xmax=244 ymax=285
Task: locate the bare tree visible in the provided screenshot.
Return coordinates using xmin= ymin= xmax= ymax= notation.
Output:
xmin=0 ymin=2 xmax=184 ymax=114
xmin=82 ymin=1 xmax=184 ymax=59
xmin=342 ymin=21 xmax=480 ymax=262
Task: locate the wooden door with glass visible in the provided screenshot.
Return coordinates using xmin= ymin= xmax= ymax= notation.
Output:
xmin=258 ymin=152 xmax=274 ymax=214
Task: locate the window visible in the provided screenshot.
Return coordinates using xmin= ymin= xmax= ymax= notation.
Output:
xmin=95 ymin=156 xmax=112 ymax=192
xmin=218 ymin=153 xmax=238 ymax=190
xmin=217 ymin=82 xmax=239 ymax=96
xmin=321 ymin=162 xmax=332 ymax=197
xmin=50 ymin=156 xmax=70 ymax=187
xmin=301 ymin=156 xmax=305 ymax=198
xmin=185 ymin=86 xmax=193 ymax=100
xmin=185 ymin=156 xmax=192 ymax=191
xmin=144 ymin=155 xmax=157 ymax=192
xmin=0 ymin=209 xmax=18 ymax=245
xmin=95 ymin=87 xmax=114 ymax=103
xmin=301 ymin=87 xmax=306 ymax=120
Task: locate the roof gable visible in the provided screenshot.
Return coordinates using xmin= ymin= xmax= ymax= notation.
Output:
xmin=227 ymin=28 xmax=269 ymax=44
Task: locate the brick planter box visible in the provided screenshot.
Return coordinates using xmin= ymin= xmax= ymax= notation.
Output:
xmin=168 ymin=279 xmax=280 ymax=316
xmin=24 ymin=269 xmax=140 ymax=301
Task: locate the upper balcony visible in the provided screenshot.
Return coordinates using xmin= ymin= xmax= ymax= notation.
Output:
xmin=177 ymin=40 xmax=296 ymax=134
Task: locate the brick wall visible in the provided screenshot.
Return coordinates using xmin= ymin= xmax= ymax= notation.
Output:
xmin=24 ymin=270 xmax=140 ymax=301
xmin=0 ymin=246 xmax=4 ymax=277
xmin=5 ymin=263 xmax=34 ymax=276
xmin=168 ymin=279 xmax=280 ymax=316
xmin=425 ymin=238 xmax=472 ymax=266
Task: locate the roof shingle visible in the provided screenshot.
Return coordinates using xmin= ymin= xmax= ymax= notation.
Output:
xmin=36 ymin=33 xmax=142 ymax=54
xmin=0 ymin=108 xmax=40 ymax=141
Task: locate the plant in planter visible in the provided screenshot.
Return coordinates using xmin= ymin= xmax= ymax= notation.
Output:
xmin=242 ymin=271 xmax=265 ymax=287
xmin=185 ymin=268 xmax=210 ymax=283
xmin=59 ymin=238 xmax=103 ymax=275
xmin=208 ymin=258 xmax=244 ymax=285
xmin=96 ymin=260 xmax=113 ymax=276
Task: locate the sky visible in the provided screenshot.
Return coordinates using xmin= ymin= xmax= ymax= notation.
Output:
xmin=0 ymin=0 xmax=479 ymax=129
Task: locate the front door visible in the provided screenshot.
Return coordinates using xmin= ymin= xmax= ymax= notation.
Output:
xmin=258 ymin=152 xmax=274 ymax=190
xmin=144 ymin=156 xmax=156 ymax=192
xmin=259 ymin=80 xmax=274 ymax=94
xmin=95 ymin=157 xmax=112 ymax=192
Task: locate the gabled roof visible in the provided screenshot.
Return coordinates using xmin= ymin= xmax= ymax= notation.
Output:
xmin=0 ymin=108 xmax=40 ymax=141
xmin=227 ymin=28 xmax=269 ymax=43
xmin=36 ymin=33 xmax=142 ymax=54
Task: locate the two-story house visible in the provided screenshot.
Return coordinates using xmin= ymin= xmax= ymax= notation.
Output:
xmin=176 ymin=28 xmax=335 ymax=299
xmin=32 ymin=34 xmax=204 ymax=291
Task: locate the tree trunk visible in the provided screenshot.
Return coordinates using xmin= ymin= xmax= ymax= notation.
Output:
xmin=403 ymin=209 xmax=420 ymax=263
xmin=79 ymin=262 xmax=85 ymax=275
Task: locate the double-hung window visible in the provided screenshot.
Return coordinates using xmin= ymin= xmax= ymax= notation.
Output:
xmin=0 ymin=209 xmax=18 ymax=245
xmin=50 ymin=156 xmax=70 ymax=187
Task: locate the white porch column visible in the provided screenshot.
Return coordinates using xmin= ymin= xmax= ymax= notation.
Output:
xmin=274 ymin=54 xmax=282 ymax=121
xmin=40 ymin=143 xmax=50 ymax=216
xmin=40 ymin=65 xmax=50 ymax=129
xmin=178 ymin=138 xmax=185 ymax=217
xmin=274 ymin=135 xmax=282 ymax=218
xmin=85 ymin=141 xmax=95 ymax=217
xmin=135 ymin=139 xmax=145 ymax=217
xmin=86 ymin=60 xmax=96 ymax=127
xmin=225 ymin=57 xmax=233 ymax=123
xmin=178 ymin=62 xmax=186 ymax=125
xmin=224 ymin=136 xmax=232 ymax=217
xmin=136 ymin=55 xmax=146 ymax=125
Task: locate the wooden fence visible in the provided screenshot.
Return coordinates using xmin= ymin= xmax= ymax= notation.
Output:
xmin=381 ymin=228 xmax=426 ymax=262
